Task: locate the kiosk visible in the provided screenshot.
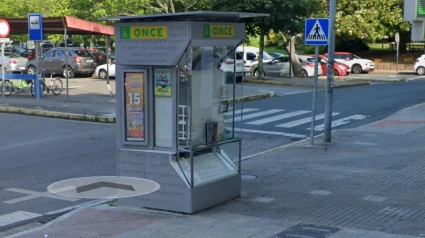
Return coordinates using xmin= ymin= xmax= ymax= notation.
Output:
xmin=102 ymin=11 xmax=268 ymax=213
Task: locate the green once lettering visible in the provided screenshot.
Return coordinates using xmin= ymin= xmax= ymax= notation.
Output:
xmin=225 ymin=27 xmax=231 ymax=35
xmin=157 ymin=28 xmax=163 ymax=37
xmin=212 ymin=27 xmax=218 ymax=35
xmin=218 ymin=27 xmax=224 ymax=35
xmin=134 ymin=28 xmax=141 ymax=37
xmin=142 ymin=28 xmax=149 ymax=37
xmin=150 ymin=28 xmax=156 ymax=37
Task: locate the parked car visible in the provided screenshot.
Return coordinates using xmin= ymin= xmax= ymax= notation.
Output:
xmin=0 ymin=56 xmax=13 ymax=72
xmin=5 ymin=45 xmax=26 ymax=56
xmin=26 ymin=47 xmax=97 ymax=78
xmin=3 ymin=52 xmax=28 ymax=72
xmin=235 ymin=46 xmax=274 ymax=74
xmin=250 ymin=55 xmax=322 ymax=78
xmin=308 ymin=54 xmax=350 ymax=76
xmin=95 ymin=62 xmax=116 ymax=79
xmin=269 ymin=52 xmax=287 ymax=59
xmin=297 ymin=55 xmax=323 ymax=77
xmin=219 ymin=51 xmax=245 ymax=82
xmin=41 ymin=42 xmax=55 ymax=52
xmin=326 ymin=52 xmax=374 ymax=74
xmin=414 ymin=55 xmax=425 ymax=75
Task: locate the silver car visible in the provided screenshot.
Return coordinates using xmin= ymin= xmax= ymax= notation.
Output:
xmin=4 ymin=52 xmax=28 ymax=72
xmin=250 ymin=55 xmax=322 ymax=77
xmin=0 ymin=53 xmax=28 ymax=72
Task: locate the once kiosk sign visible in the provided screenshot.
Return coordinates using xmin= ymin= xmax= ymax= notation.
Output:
xmin=120 ymin=26 xmax=168 ymax=39
xmin=203 ymin=24 xmax=235 ymax=38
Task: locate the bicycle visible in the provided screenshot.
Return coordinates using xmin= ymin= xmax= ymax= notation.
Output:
xmin=0 ymin=77 xmax=32 ymax=97
xmin=30 ymin=73 xmax=63 ymax=96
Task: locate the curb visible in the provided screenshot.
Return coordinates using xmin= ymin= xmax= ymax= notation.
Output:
xmin=318 ymin=76 xmax=407 ymax=83
xmin=232 ymin=91 xmax=275 ymax=102
xmin=0 ymin=199 xmax=114 ymax=234
xmin=243 ymin=79 xmax=370 ymax=89
xmin=0 ymin=105 xmax=116 ymax=124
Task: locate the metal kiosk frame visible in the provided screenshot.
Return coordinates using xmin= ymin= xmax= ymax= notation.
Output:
xmin=102 ymin=11 xmax=269 ymax=214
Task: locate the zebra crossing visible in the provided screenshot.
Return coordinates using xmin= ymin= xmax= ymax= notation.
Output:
xmin=226 ymin=107 xmax=368 ymax=138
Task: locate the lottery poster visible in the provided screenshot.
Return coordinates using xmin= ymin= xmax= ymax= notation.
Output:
xmin=124 ymin=72 xmax=145 ymax=141
xmin=154 ymin=68 xmax=172 ymax=97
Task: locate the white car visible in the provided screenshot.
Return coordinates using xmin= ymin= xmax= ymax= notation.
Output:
xmin=237 ymin=46 xmax=274 ymax=74
xmin=95 ymin=63 xmax=115 ymax=79
xmin=219 ymin=51 xmax=245 ymax=82
xmin=330 ymin=52 xmax=374 ymax=74
xmin=414 ymin=55 xmax=425 ymax=75
xmin=298 ymin=55 xmax=323 ymax=77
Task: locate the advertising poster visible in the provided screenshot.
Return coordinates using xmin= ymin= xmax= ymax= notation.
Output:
xmin=154 ymin=68 xmax=172 ymax=97
xmin=124 ymin=72 xmax=145 ymax=141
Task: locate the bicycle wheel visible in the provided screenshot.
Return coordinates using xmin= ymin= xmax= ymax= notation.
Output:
xmin=51 ymin=78 xmax=63 ymax=95
xmin=1 ymin=80 xmax=13 ymax=96
xmin=30 ymin=81 xmax=45 ymax=97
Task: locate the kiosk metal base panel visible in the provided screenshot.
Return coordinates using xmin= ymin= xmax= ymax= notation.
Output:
xmin=117 ymin=149 xmax=241 ymax=214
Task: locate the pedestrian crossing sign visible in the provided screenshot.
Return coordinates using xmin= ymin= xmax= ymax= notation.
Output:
xmin=304 ymin=18 xmax=329 ymax=46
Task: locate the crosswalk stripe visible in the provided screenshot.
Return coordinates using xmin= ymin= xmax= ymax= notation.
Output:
xmin=225 ymin=109 xmax=284 ymax=123
xmin=225 ymin=108 xmax=258 ymax=116
xmin=309 ymin=115 xmax=368 ymax=131
xmin=275 ymin=112 xmax=339 ymax=128
xmin=246 ymin=110 xmax=311 ymax=125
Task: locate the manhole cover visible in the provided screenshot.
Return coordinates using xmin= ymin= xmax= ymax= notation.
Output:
xmin=242 ymin=174 xmax=258 ymax=180
xmin=271 ymin=223 xmax=340 ymax=238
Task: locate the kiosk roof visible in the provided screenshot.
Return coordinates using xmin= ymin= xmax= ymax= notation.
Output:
xmin=99 ymin=11 xmax=269 ymax=23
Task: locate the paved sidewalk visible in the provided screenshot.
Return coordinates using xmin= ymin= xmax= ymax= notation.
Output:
xmin=5 ymin=102 xmax=425 ymax=237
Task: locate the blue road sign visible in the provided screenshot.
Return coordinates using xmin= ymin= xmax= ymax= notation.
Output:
xmin=305 ymin=18 xmax=329 ymax=46
xmin=28 ymin=13 xmax=43 ymax=41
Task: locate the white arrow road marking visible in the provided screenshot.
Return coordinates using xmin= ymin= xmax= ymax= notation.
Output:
xmin=308 ymin=115 xmax=368 ymax=131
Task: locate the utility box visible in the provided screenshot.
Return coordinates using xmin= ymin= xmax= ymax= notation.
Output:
xmin=102 ymin=11 xmax=268 ymax=214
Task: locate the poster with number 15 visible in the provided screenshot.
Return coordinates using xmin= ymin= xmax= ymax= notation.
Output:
xmin=125 ymin=72 xmax=145 ymax=141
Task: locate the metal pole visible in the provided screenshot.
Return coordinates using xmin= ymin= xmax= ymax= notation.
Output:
xmin=105 ymin=35 xmax=113 ymax=95
xmin=289 ymin=39 xmax=292 ymax=78
xmin=1 ymin=43 xmax=5 ymax=104
xmin=35 ymin=41 xmax=41 ymax=108
xmin=64 ymin=28 xmax=69 ymax=101
xmin=396 ymin=41 xmax=399 ymax=77
xmin=324 ymin=0 xmax=336 ymax=143
xmin=310 ymin=46 xmax=319 ymax=146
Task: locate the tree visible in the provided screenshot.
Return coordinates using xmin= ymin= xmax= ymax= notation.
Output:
xmin=143 ymin=0 xmax=206 ymax=13
xmin=334 ymin=0 xmax=410 ymax=51
xmin=212 ymin=0 xmax=321 ymax=78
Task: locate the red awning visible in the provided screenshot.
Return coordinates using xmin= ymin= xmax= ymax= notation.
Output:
xmin=4 ymin=16 xmax=114 ymax=36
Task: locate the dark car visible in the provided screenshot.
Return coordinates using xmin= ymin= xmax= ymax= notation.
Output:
xmin=26 ymin=47 xmax=97 ymax=78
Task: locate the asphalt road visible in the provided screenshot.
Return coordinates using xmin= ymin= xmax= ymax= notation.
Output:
xmin=1 ymin=77 xmax=425 ymax=220
xmin=235 ymin=78 xmax=425 ymax=139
